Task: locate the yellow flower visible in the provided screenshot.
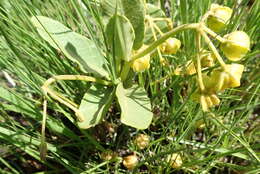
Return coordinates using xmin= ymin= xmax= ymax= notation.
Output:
xmin=160 ymin=38 xmax=181 ymax=54
xmin=131 ymin=55 xmax=150 ymax=72
xmin=210 ymin=64 xmax=244 ymax=92
xmin=207 ymin=4 xmax=233 ymax=32
xmin=221 ymin=31 xmax=250 ymax=61
xmin=192 ymin=90 xmax=220 ymax=111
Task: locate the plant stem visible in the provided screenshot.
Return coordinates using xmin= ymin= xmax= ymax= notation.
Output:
xmin=196 ymin=31 xmax=205 ymax=92
xmin=201 ymin=24 xmax=226 ymax=43
xmin=120 ymin=61 xmax=131 ymax=82
xmin=132 ymin=23 xmax=199 ymax=60
xmin=42 ymin=75 xmax=112 ymax=122
xmin=200 ymin=30 xmax=227 ymax=71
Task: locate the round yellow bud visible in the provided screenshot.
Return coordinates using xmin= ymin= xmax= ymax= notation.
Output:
xmin=131 ymin=55 xmax=150 ymax=72
xmin=134 ymin=134 xmax=150 ymax=150
xmin=167 ymin=153 xmax=183 ymax=168
xmin=160 ymin=38 xmax=181 ymax=54
xmin=221 ymin=31 xmax=250 ymax=61
xmin=123 ymin=154 xmax=138 ymax=170
xmin=207 ymin=4 xmax=233 ymax=32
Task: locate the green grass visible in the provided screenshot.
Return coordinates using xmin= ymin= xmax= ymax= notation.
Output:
xmin=0 ymin=0 xmax=259 ymax=173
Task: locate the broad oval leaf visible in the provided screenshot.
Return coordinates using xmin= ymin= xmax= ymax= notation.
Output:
xmin=106 ymin=14 xmax=135 ymax=62
xmin=77 ymin=85 xmax=115 ymax=129
xmin=116 ymin=83 xmax=153 ymax=129
xmin=31 ymin=16 xmax=109 ymax=78
xmin=121 ymin=0 xmax=145 ymax=50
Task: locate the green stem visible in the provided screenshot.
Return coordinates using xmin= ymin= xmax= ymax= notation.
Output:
xmin=132 ymin=23 xmax=199 ymax=60
xmin=40 ymin=97 xmax=48 ymax=160
xmin=120 ymin=62 xmax=131 ymax=82
xmin=199 ymin=30 xmax=227 ymax=71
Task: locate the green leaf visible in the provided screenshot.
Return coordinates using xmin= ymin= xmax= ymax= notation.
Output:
xmin=30 ymin=16 xmax=109 ymax=78
xmin=121 ymin=0 xmax=145 ymax=50
xmin=116 ymin=83 xmax=153 ymax=129
xmin=77 ymin=85 xmax=115 ymax=129
xmin=106 ymin=14 xmax=135 ymax=62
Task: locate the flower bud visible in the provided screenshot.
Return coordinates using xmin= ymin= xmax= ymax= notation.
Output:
xmin=134 ymin=134 xmax=150 ymax=150
xmin=131 ymin=55 xmax=150 ymax=72
xmin=167 ymin=153 xmax=183 ymax=168
xmin=220 ymin=31 xmax=250 ymax=61
xmin=123 ymin=154 xmax=138 ymax=170
xmin=160 ymin=38 xmax=181 ymax=54
xmin=206 ymin=4 xmax=233 ymax=32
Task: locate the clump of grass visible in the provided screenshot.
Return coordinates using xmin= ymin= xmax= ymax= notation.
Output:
xmin=0 ymin=0 xmax=259 ymax=173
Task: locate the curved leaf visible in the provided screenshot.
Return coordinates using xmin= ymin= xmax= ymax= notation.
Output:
xmin=31 ymin=16 xmax=109 ymax=78
xmin=116 ymin=83 xmax=153 ymax=129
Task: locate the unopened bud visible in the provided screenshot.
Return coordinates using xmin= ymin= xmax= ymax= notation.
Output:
xmin=160 ymin=38 xmax=181 ymax=54
xmin=131 ymin=55 xmax=150 ymax=72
